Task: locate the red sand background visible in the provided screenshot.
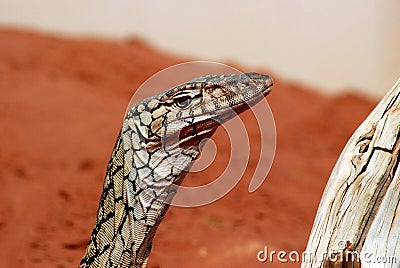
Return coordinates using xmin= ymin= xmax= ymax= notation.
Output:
xmin=0 ymin=29 xmax=377 ymax=267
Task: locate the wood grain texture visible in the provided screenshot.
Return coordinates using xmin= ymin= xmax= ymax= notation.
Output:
xmin=302 ymin=79 xmax=400 ymax=268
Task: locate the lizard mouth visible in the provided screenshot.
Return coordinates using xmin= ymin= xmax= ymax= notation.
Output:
xmin=230 ymin=82 xmax=273 ymax=114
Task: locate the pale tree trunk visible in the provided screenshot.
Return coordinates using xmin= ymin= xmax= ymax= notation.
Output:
xmin=302 ymin=79 xmax=400 ymax=268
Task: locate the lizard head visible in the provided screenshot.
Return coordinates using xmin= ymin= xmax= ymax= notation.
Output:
xmin=123 ymin=72 xmax=272 ymax=186
xmin=126 ymin=72 xmax=272 ymax=153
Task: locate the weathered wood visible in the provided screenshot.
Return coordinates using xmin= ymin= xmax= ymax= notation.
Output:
xmin=302 ymin=79 xmax=400 ymax=268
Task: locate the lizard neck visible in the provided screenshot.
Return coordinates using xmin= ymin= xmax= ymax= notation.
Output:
xmin=80 ymin=121 xmax=199 ymax=267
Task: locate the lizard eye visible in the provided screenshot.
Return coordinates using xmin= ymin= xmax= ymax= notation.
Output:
xmin=175 ymin=96 xmax=192 ymax=109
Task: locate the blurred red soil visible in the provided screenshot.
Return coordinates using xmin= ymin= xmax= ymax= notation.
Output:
xmin=0 ymin=28 xmax=376 ymax=267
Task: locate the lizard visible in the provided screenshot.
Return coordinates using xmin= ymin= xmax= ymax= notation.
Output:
xmin=79 ymin=72 xmax=273 ymax=268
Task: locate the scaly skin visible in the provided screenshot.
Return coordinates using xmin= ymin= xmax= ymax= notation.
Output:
xmin=80 ymin=72 xmax=273 ymax=268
